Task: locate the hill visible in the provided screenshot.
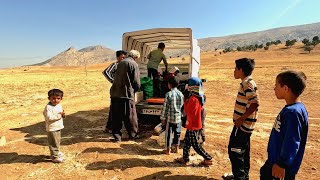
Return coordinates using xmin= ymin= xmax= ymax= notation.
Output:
xmin=38 ymin=22 xmax=320 ymax=66
xmin=36 ymin=45 xmax=115 ymax=66
xmin=198 ymin=22 xmax=320 ymax=51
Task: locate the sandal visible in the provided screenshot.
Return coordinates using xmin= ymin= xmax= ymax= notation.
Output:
xmin=200 ymin=159 xmax=213 ymax=166
xmin=174 ymin=157 xmax=188 ymax=165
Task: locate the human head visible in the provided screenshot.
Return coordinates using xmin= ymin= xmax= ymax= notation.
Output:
xmin=48 ymin=89 xmax=64 ymax=106
xmin=275 ymin=70 xmax=307 ymax=98
xmin=128 ymin=50 xmax=140 ymax=60
xmin=116 ymin=50 xmax=127 ymax=62
xmin=158 ymin=42 xmax=165 ymax=51
xmin=168 ymin=76 xmax=179 ymax=89
xmin=234 ymin=58 xmax=255 ymax=78
xmin=187 ymin=77 xmax=204 ymax=105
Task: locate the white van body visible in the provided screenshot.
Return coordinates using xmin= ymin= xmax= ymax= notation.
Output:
xmin=122 ymin=28 xmax=200 ymax=116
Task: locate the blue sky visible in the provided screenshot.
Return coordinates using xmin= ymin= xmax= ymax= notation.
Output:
xmin=0 ymin=0 xmax=319 ymax=68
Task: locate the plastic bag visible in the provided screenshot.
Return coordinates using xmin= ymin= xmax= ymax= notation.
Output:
xmin=154 ymin=123 xmax=165 ymax=134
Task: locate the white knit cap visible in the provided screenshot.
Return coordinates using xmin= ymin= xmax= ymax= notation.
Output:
xmin=128 ymin=50 xmax=140 ymax=59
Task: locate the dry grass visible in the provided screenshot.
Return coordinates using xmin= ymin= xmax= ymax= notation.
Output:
xmin=0 ymin=43 xmax=319 ymax=179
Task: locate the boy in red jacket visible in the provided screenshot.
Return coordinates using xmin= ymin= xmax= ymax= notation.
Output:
xmin=175 ymin=77 xmax=212 ymax=166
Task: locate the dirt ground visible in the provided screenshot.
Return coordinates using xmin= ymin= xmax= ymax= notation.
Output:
xmin=0 ymin=43 xmax=319 ymax=179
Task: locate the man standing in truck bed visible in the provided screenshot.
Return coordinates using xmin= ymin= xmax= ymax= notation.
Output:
xmin=147 ymin=42 xmax=168 ymax=97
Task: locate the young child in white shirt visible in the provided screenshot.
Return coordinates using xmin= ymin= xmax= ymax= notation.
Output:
xmin=43 ymin=89 xmax=65 ymax=163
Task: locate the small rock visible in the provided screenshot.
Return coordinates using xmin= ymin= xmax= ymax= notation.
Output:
xmin=312 ymin=167 xmax=317 ymax=170
xmin=74 ymin=163 xmax=81 ymax=168
xmin=28 ymin=172 xmax=35 ymax=177
xmin=0 ymin=136 xmax=6 ymax=146
xmin=3 ymin=100 xmax=16 ymax=104
xmin=21 ymin=113 xmax=29 ymax=116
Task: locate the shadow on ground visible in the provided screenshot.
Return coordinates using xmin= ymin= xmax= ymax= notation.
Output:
xmin=10 ymin=108 xmax=159 ymax=146
xmin=85 ymin=158 xmax=186 ymax=171
xmin=0 ymin=153 xmax=50 ymax=164
xmin=134 ymin=171 xmax=218 ymax=180
xmin=81 ymin=142 xmax=163 ymax=156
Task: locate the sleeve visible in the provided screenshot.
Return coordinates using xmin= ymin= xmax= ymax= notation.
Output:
xmin=160 ymin=93 xmax=170 ymax=121
xmin=43 ymin=106 xmax=62 ymax=121
xmin=132 ymin=63 xmax=141 ymax=92
xmin=244 ymin=81 xmax=259 ymax=105
xmin=147 ymin=52 xmax=151 ymax=59
xmin=103 ymin=62 xmax=116 ymax=83
xmin=162 ymin=53 xmax=168 ymax=66
xmin=276 ymin=110 xmax=302 ymax=168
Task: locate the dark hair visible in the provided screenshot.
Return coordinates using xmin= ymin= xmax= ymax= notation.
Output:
xmin=168 ymin=76 xmax=179 ymax=88
xmin=158 ymin=42 xmax=165 ymax=49
xmin=277 ymin=70 xmax=307 ymax=97
xmin=235 ymin=58 xmax=255 ymax=76
xmin=116 ymin=50 xmax=127 ymax=58
xmin=48 ymin=89 xmax=64 ymax=98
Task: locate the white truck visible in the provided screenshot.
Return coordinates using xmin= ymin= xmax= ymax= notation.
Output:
xmin=122 ymin=28 xmax=201 ymax=118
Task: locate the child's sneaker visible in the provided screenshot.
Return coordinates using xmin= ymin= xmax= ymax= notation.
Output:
xmin=222 ymin=173 xmax=234 ymax=180
xmin=52 ymin=157 xmax=64 ymax=163
xmin=58 ymin=152 xmax=64 ymax=158
xmin=50 ymin=152 xmax=64 ymax=159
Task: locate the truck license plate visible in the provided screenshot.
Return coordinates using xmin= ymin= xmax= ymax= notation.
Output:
xmin=142 ymin=109 xmax=162 ymax=115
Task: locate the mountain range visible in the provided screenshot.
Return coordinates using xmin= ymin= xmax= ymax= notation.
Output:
xmin=39 ymin=22 xmax=320 ymax=66
xmin=198 ymin=22 xmax=320 ymax=51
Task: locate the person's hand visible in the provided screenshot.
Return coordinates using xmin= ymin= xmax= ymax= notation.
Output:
xmin=272 ymin=164 xmax=285 ymax=179
xmin=235 ymin=117 xmax=245 ymax=128
xmin=60 ymin=111 xmax=66 ymax=118
xmin=161 ymin=119 xmax=166 ymax=126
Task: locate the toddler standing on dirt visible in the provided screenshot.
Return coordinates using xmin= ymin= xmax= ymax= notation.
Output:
xmin=226 ymin=58 xmax=259 ymax=180
xmin=175 ymin=77 xmax=212 ymax=166
xmin=160 ymin=76 xmax=184 ymax=154
xmin=260 ymin=70 xmax=308 ymax=180
xmin=43 ymin=89 xmax=65 ymax=163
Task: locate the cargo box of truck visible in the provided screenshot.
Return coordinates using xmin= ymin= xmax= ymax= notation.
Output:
xmin=122 ymin=28 xmax=201 ymax=119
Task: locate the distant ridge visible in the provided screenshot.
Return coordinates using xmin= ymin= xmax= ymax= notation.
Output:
xmin=198 ymin=22 xmax=320 ymax=51
xmin=37 ymin=22 xmax=320 ymax=66
xmin=36 ymin=45 xmax=115 ymax=66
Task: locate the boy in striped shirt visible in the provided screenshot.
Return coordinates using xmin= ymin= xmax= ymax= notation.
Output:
xmin=227 ymin=58 xmax=260 ymax=180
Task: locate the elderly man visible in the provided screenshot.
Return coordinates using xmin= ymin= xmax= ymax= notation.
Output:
xmin=110 ymin=50 xmax=141 ymax=142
